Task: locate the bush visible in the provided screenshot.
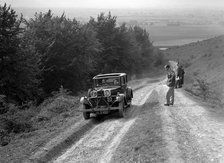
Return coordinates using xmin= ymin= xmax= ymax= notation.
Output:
xmin=196 ymin=78 xmax=210 ymax=99
xmin=36 ymin=92 xmax=76 ymax=121
xmin=189 ymin=78 xmax=210 ymax=100
xmin=4 ymin=118 xmax=33 ymax=134
xmin=0 ymin=95 xmax=8 ymax=114
xmin=0 ymin=115 xmax=35 ymax=146
xmin=0 ymin=99 xmax=39 ymax=145
xmin=51 ymin=85 xmax=72 ymax=97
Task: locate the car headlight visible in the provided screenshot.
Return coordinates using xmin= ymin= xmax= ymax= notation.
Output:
xmin=80 ymin=97 xmax=85 ymax=103
xmin=90 ymin=90 xmax=97 ymax=98
xmin=104 ymin=89 xmax=111 ymax=97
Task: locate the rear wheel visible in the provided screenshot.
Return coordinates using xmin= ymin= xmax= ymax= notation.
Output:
xmin=119 ymin=101 xmax=125 ymax=117
xmin=83 ymin=105 xmax=90 ymax=120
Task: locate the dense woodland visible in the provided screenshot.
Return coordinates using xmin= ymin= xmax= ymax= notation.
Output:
xmin=0 ymin=3 xmax=164 ymax=106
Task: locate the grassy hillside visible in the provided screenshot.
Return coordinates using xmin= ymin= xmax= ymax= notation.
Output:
xmin=164 ymin=35 xmax=224 ymax=105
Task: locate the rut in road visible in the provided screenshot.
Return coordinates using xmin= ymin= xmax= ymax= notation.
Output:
xmin=54 ymin=83 xmax=157 ymax=163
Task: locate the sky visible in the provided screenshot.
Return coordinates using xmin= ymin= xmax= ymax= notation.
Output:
xmin=1 ymin=0 xmax=224 ymax=9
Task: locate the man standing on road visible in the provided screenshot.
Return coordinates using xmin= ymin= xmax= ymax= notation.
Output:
xmin=176 ymin=63 xmax=181 ymax=88
xmin=179 ymin=65 xmax=185 ymax=87
xmin=176 ymin=63 xmax=185 ymax=88
xmin=164 ymin=65 xmax=176 ymax=106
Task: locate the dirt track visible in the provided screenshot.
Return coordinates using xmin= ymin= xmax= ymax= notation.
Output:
xmin=52 ymin=78 xmax=224 ymax=163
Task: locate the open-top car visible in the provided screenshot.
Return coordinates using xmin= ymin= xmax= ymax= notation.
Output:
xmin=80 ymin=73 xmax=133 ymax=119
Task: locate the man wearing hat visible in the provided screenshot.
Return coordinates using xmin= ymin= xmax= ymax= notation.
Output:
xmin=164 ymin=64 xmax=176 ymax=106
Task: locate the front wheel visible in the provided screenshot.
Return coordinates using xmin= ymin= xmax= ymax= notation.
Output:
xmin=119 ymin=101 xmax=125 ymax=117
xmin=83 ymin=105 xmax=90 ymax=120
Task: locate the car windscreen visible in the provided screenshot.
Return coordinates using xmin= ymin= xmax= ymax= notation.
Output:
xmin=94 ymin=77 xmax=120 ymax=87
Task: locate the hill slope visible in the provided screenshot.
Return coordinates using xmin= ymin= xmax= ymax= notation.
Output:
xmin=164 ymin=35 xmax=224 ymax=105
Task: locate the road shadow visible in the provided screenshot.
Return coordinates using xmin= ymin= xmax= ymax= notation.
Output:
xmin=110 ymin=90 xmax=169 ymax=162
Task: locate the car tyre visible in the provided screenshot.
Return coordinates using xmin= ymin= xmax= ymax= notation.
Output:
xmin=83 ymin=105 xmax=90 ymax=120
xmin=119 ymin=101 xmax=125 ymax=117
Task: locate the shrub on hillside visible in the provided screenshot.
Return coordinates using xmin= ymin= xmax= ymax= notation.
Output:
xmin=0 ymin=107 xmax=36 ymax=146
xmin=195 ymin=78 xmax=210 ymax=100
xmin=36 ymin=89 xmax=78 ymax=122
xmin=0 ymin=95 xmax=8 ymax=114
xmin=187 ymin=78 xmax=210 ymax=100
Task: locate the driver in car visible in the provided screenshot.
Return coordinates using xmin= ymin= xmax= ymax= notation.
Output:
xmin=113 ymin=79 xmax=119 ymax=85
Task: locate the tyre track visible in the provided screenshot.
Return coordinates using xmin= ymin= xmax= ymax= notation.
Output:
xmin=53 ymin=83 xmax=158 ymax=163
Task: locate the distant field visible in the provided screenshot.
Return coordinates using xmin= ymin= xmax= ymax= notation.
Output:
xmin=155 ymin=39 xmax=204 ymax=47
xmin=14 ymin=7 xmax=224 ymax=46
xmin=144 ymin=25 xmax=224 ymax=46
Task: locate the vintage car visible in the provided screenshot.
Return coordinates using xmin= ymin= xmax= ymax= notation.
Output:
xmin=80 ymin=73 xmax=133 ymax=119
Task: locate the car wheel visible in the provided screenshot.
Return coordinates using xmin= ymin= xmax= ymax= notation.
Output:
xmin=119 ymin=101 xmax=125 ymax=117
xmin=83 ymin=105 xmax=90 ymax=120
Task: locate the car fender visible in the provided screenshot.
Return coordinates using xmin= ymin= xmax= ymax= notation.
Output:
xmin=80 ymin=96 xmax=92 ymax=107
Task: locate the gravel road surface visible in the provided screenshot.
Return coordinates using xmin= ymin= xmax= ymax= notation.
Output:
xmin=52 ymin=78 xmax=224 ymax=163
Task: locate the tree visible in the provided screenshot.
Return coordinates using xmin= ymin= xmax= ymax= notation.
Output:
xmin=132 ymin=26 xmax=154 ymax=69
xmin=0 ymin=3 xmax=41 ymax=102
xmin=88 ymin=12 xmax=157 ymax=75
xmin=26 ymin=11 xmax=102 ymax=94
xmin=89 ymin=12 xmax=120 ymax=73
